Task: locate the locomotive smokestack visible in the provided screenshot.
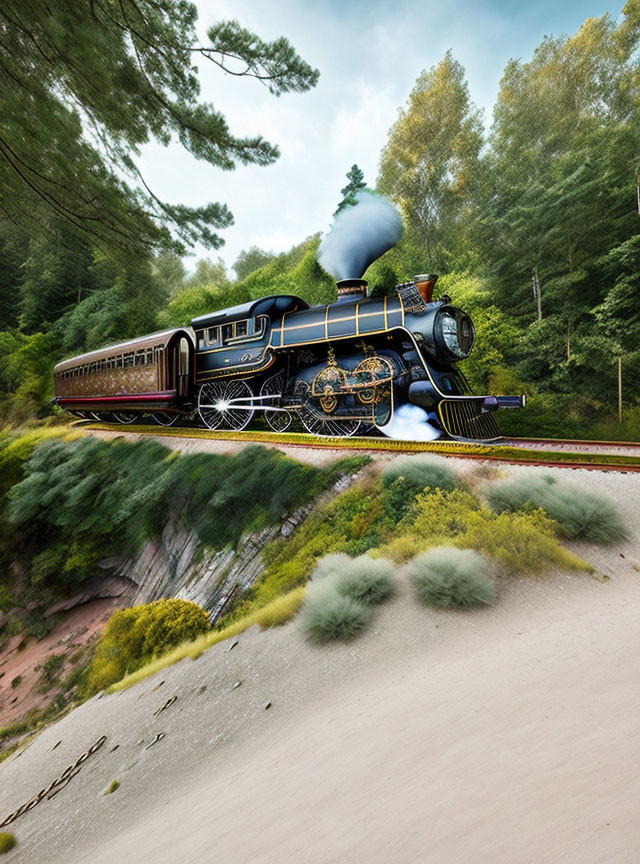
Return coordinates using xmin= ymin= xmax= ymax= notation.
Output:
xmin=414 ymin=274 xmax=438 ymax=303
xmin=336 ymin=278 xmax=368 ymax=303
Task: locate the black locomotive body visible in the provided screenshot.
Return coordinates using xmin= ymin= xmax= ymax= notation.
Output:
xmin=54 ymin=274 xmax=524 ymax=439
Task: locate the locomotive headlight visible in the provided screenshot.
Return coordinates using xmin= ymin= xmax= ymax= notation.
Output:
xmin=435 ymin=309 xmax=476 ymax=360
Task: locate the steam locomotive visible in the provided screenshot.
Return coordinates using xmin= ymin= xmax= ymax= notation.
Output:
xmin=53 ymin=273 xmax=524 ymax=440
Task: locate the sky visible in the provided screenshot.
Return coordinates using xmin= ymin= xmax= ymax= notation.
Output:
xmin=136 ymin=0 xmax=620 ymax=277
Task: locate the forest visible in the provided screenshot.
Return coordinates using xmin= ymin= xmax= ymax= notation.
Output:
xmin=0 ymin=1 xmax=639 ymax=440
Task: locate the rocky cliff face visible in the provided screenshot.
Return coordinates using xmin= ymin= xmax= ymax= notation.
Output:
xmin=109 ymin=473 xmax=355 ymax=623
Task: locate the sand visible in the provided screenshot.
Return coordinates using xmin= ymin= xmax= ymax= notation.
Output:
xmin=0 ymin=460 xmax=639 ymax=863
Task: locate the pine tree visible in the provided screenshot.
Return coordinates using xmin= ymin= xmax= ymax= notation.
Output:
xmin=334 ymin=165 xmax=367 ymax=215
xmin=0 ymin=3 xmax=319 ymax=259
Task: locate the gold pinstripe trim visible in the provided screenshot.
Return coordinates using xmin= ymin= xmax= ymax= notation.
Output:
xmin=267 ymin=300 xmax=402 ymax=342
xmin=197 ymin=343 xmax=269 ymax=356
xmin=281 ymin=309 xmax=382 ymax=332
xmin=355 ymin=303 xmax=360 ymax=336
xmin=196 ymin=350 xmax=273 ymax=375
xmin=196 ymin=355 xmax=275 ymax=382
xmin=265 ymin=325 xmax=409 ymax=349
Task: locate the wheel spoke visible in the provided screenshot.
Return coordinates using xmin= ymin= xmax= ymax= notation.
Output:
xmin=261 ymin=372 xmax=292 ymax=433
xmin=198 ymin=380 xmax=254 ymax=431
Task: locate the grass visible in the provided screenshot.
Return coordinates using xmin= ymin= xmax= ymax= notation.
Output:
xmin=486 ymin=474 xmax=627 ymax=543
xmin=104 ymin=780 xmax=120 ymax=795
xmin=299 ymin=584 xmax=371 ymax=643
xmin=0 ymin=744 xmax=20 ymax=766
xmin=408 ymin=547 xmax=496 ymax=609
xmin=83 ymin=422 xmax=640 ymax=468
xmin=109 ymin=587 xmax=306 ymax=693
xmin=382 ymin=454 xmax=460 ymax=492
xmin=0 ymin=834 xmax=16 ymax=854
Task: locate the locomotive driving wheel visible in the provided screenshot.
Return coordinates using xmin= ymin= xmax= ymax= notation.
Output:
xmin=112 ymin=411 xmax=137 ymax=424
xmin=151 ymin=412 xmax=180 ymax=427
xmin=197 ymin=379 xmax=254 ymax=431
xmin=295 ymin=380 xmax=361 ymax=438
xmin=260 ymin=372 xmax=292 ymax=433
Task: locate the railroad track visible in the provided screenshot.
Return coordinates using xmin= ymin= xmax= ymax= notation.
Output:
xmin=74 ymin=420 xmax=640 ymax=472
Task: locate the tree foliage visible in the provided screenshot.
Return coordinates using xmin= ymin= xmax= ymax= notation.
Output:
xmin=378 ymin=51 xmax=483 ymax=269
xmin=0 ymin=2 xmax=318 ymax=257
xmin=233 ymin=246 xmax=276 ymax=281
xmin=334 ymin=164 xmax=367 ymax=215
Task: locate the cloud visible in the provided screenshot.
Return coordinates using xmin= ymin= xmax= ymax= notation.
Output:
xmin=134 ymin=0 xmax=604 ymax=273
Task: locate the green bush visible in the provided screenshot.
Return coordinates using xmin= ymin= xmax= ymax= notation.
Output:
xmin=310 ymin=553 xmax=351 ymax=582
xmin=396 ymin=488 xmax=593 ymax=574
xmin=2 ymin=434 xmax=356 ymax=638
xmin=105 ymin=780 xmax=120 ymax=795
xmin=0 ymin=833 xmax=16 ymax=854
xmin=335 ymin=556 xmax=395 ymax=605
xmin=382 ymin=454 xmax=460 ymax=493
xmin=486 ymin=474 xmax=626 ymax=543
xmin=408 ymin=547 xmax=496 ymax=609
xmin=86 ymin=598 xmax=210 ymax=695
xmin=300 ymin=582 xmax=371 ymax=643
xmin=5 ymin=616 xmax=21 ymax=637
xmin=39 ymin=652 xmax=66 ymax=689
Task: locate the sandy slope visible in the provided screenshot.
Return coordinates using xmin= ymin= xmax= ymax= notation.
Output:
xmin=0 ymin=462 xmax=639 ymax=864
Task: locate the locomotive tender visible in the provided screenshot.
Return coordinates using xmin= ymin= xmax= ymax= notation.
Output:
xmin=53 ymin=274 xmax=524 ymax=440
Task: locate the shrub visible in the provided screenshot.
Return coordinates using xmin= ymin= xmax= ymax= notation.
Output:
xmin=461 ymin=510 xmax=591 ymax=574
xmin=401 ymin=488 xmax=593 ymax=574
xmin=41 ymin=652 xmax=66 ymax=685
xmin=5 ymin=616 xmax=21 ymax=637
xmin=382 ymin=454 xmax=460 ymax=493
xmin=0 ymin=833 xmax=16 ymax=854
xmin=300 ymin=584 xmax=371 ymax=643
xmin=10 ymin=675 xmax=22 ymax=689
xmin=404 ymin=488 xmax=483 ymax=541
xmin=86 ymin=598 xmax=210 ymax=695
xmin=373 ymin=534 xmax=431 ymax=565
xmin=310 ymin=553 xmax=351 ymax=582
xmin=105 ymin=780 xmax=120 ymax=795
xmin=110 ymin=587 xmax=308 ymax=692
xmin=486 ymin=474 xmax=626 ymax=543
xmin=408 ymin=547 xmax=496 ymax=609
xmin=335 ymin=556 xmax=395 ymax=606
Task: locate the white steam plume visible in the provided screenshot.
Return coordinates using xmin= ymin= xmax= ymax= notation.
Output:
xmin=317 ymin=191 xmax=403 ymax=280
xmin=378 ymin=404 xmax=442 ymax=441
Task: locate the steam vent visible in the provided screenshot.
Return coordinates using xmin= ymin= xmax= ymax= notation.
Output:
xmin=336 ymin=278 xmax=368 ymax=302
